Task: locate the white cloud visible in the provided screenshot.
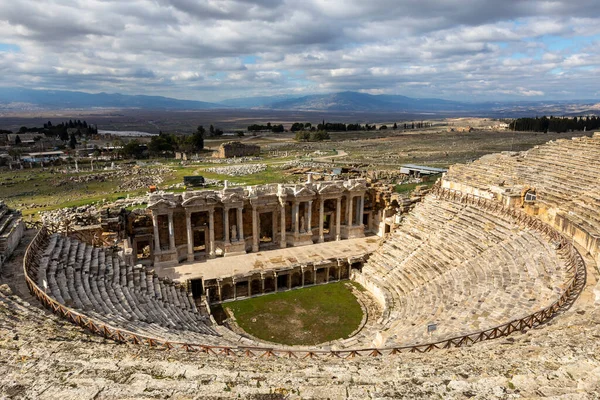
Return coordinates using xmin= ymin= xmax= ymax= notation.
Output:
xmin=0 ymin=0 xmax=598 ymax=100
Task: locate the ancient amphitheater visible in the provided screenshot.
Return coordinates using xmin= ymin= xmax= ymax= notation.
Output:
xmin=2 ymin=134 xmax=600 ymax=399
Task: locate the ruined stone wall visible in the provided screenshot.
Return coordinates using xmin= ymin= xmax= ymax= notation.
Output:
xmin=215 ymin=141 xmax=261 ymax=158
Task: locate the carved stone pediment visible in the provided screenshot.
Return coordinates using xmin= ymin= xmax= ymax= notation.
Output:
xmin=344 ymin=179 xmax=368 ymax=192
xmin=148 ymin=193 xmax=180 ymax=209
xmin=317 ymin=182 xmax=344 ymax=195
xmin=221 ymin=191 xmax=244 ymax=204
xmin=148 ymin=199 xmax=178 ymax=209
xmin=293 ymin=185 xmax=316 ymax=197
xmin=182 ymin=191 xmax=220 ymax=207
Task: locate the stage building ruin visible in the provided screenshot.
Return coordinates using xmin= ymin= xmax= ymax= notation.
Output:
xmin=145 ymin=177 xmax=372 ymax=268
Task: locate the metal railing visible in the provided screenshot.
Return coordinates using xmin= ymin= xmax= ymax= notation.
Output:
xmin=22 ymin=186 xmax=585 ymax=359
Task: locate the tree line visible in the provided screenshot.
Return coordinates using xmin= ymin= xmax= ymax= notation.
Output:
xmin=247 ymin=122 xmax=284 ymax=133
xmin=509 ymin=116 xmax=600 ymax=133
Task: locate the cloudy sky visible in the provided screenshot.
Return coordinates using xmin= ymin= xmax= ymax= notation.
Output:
xmin=1 ymin=0 xmax=599 ymax=102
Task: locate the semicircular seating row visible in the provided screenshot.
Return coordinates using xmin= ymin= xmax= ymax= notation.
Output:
xmin=35 ymin=233 xmax=233 ymax=345
xmin=33 ymin=195 xmax=571 ymax=350
xmin=356 ymin=195 xmax=571 ymax=348
xmin=444 ymin=136 xmax=600 ymax=239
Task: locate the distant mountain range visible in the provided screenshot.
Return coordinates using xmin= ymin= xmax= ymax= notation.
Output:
xmin=1 ymin=87 xmax=599 ymax=116
xmin=0 ymin=87 xmax=221 ymax=110
xmin=266 ymin=91 xmax=469 ymax=112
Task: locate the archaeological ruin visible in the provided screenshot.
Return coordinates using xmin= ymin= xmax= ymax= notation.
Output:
xmin=214 ymin=141 xmax=261 ymax=158
xmin=3 ymin=133 xmax=600 ymax=397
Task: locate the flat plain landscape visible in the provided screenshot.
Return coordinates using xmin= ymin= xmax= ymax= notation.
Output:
xmin=0 ymin=111 xmax=586 ymax=219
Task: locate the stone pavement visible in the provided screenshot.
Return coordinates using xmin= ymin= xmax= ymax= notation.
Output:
xmin=156 ymin=236 xmax=380 ymax=282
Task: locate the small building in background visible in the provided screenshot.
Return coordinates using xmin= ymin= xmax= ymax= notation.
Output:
xmin=214 ymin=141 xmax=260 ymax=158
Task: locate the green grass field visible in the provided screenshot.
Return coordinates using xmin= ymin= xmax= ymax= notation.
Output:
xmin=223 ymin=281 xmax=364 ymax=346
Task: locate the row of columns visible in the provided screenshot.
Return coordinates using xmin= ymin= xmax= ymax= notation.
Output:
xmin=185 ymin=207 xmax=246 ymax=261
xmin=152 ymin=211 xmax=176 ymax=253
xmin=154 ymin=193 xmax=365 ymax=261
xmin=213 ymin=261 xmax=353 ymax=302
xmin=346 ymin=193 xmax=366 ymax=227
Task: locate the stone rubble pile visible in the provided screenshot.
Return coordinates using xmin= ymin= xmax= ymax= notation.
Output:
xmin=57 ymin=166 xmax=174 ymax=191
xmin=40 ymin=205 xmax=101 ymax=229
xmin=203 ymin=156 xmax=262 ymax=164
xmin=279 ymin=160 xmax=335 ymax=170
xmin=205 ymin=163 xmax=267 ymax=176
xmin=38 ymin=195 xmax=151 ymax=230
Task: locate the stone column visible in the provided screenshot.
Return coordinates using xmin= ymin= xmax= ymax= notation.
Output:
xmin=232 ymin=279 xmax=237 ymax=300
xmin=293 ymin=201 xmax=300 ymax=236
xmin=359 ymin=194 xmax=365 ymax=227
xmin=272 ymin=209 xmax=277 ymax=243
xmin=301 ymin=266 xmax=306 ymax=287
xmin=307 ymin=200 xmax=313 ymax=237
xmin=326 ymin=266 xmax=330 ymax=283
xmin=318 ymin=199 xmax=324 ymax=243
xmin=347 ymin=194 xmax=353 ymax=227
xmin=208 ymin=209 xmax=215 ymax=258
xmin=217 ymin=280 xmax=222 ymax=302
xmin=280 ymin=202 xmax=286 ymax=248
xmin=261 ymin=274 xmax=265 ymax=294
xmin=313 ymin=267 xmax=317 ymax=284
xmin=252 ymin=206 xmax=259 ymax=252
xmin=273 ymin=272 xmax=278 ymax=292
xmin=287 ymin=273 xmax=292 ymax=290
xmin=338 ymin=262 xmax=342 ymax=281
xmin=223 ymin=208 xmax=230 ymax=244
xmin=186 ymin=211 xmax=194 ymax=262
xmin=335 ymin=197 xmax=341 ymax=241
xmin=168 ymin=211 xmax=176 ymax=251
xmin=237 ymin=207 xmax=244 ymax=241
xmin=248 ymin=278 xmax=252 ymax=297
xmin=152 ymin=213 xmax=161 ymax=252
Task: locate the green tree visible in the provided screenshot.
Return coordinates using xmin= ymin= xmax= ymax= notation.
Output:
xmin=191 ymin=128 xmax=204 ymax=151
xmin=69 ymin=133 xmax=77 ymax=149
xmin=148 ymin=135 xmax=174 ymax=155
xmin=14 ymin=135 xmax=21 ymax=145
xmin=294 ymin=131 xmax=310 ymax=142
xmin=121 ymin=140 xmax=145 ymax=159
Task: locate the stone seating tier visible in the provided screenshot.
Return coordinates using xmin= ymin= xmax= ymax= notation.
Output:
xmin=360 ymin=195 xmax=569 ymax=347
xmin=442 ymin=135 xmax=600 ymax=258
xmin=38 ymin=234 xmax=220 ymax=341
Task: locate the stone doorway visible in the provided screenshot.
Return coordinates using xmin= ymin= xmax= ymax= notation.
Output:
xmin=190 ymin=278 xmax=203 ymax=299
xmin=259 ymin=211 xmax=274 ymax=247
xmin=236 ymin=281 xmax=249 ymax=298
xmin=323 ymin=212 xmax=335 ymax=241
xmin=303 ymin=270 xmax=314 ymax=285
xmin=251 ymin=278 xmax=261 ymax=295
xmin=291 ymin=271 xmax=302 ymax=288
xmin=193 ymin=229 xmax=207 ymax=253
xmin=264 ymin=276 xmax=275 ymax=293
xmin=221 ymin=283 xmax=233 ymax=301
xmin=277 ymin=274 xmax=288 ymax=291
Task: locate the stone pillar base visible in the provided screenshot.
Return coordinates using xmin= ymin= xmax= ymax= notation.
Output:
xmin=286 ymin=232 xmax=314 ymax=247
xmin=225 ymin=241 xmax=246 ymax=256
